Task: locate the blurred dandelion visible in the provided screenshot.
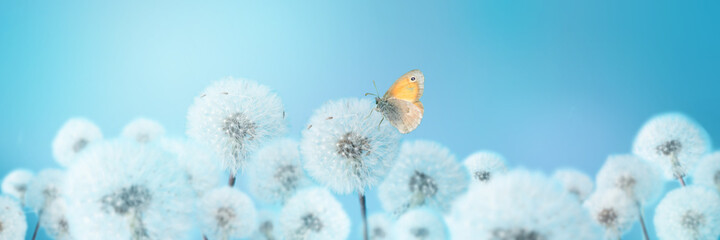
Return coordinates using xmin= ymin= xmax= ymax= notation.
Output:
xmin=160 ymin=138 xmax=223 ymax=196
xmin=378 ymin=140 xmax=468 ymax=216
xmin=51 ymin=117 xmax=103 ymax=167
xmin=633 ymin=113 xmax=711 ymax=186
xmin=300 ymin=98 xmax=400 ymax=240
xmin=121 ymin=118 xmax=166 ymax=144
xmin=248 ymin=139 xmax=312 ymax=205
xmin=64 ymin=140 xmax=195 ymax=239
xmin=366 ymin=213 xmax=392 ymax=240
xmin=584 ymin=188 xmax=638 ymax=240
xmin=393 ymin=208 xmax=447 ymax=240
xmin=692 ymin=152 xmax=720 ymax=192
xmin=187 ymin=78 xmax=286 ymax=186
xmin=0 ymin=195 xmax=27 ymax=240
xmin=552 ymin=168 xmax=594 ymax=202
xmin=40 ymin=199 xmax=72 ymax=240
xmin=654 ymin=186 xmax=720 ymax=240
xmin=25 ymin=169 xmax=64 ymax=213
xmin=250 ymin=210 xmax=281 ymax=240
xmin=463 ymin=151 xmax=507 ymax=185
xmin=1 ymin=169 xmax=34 ymax=204
xmin=448 ymin=169 xmax=601 ymax=240
xmin=279 ymin=188 xmax=350 ymax=240
xmin=198 ymin=187 xmax=257 ymax=240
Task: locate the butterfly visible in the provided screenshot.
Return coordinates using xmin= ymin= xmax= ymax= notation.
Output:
xmin=366 ymin=69 xmax=424 ymax=134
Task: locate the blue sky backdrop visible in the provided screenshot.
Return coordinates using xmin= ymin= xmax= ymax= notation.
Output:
xmin=1 ymin=1 xmax=719 ymax=239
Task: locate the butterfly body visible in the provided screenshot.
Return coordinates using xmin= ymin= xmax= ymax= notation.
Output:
xmin=375 ymin=69 xmax=424 ymax=134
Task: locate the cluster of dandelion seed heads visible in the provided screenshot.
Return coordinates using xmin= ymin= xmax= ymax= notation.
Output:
xmin=693 ymin=152 xmax=720 ymax=192
xmin=280 ymin=188 xmax=349 ymax=240
xmin=198 ymin=187 xmax=257 ymax=239
xmin=379 ymin=140 xmax=468 ymax=216
xmin=463 ymin=151 xmax=507 ymax=184
xmin=187 ymin=78 xmax=286 ymax=175
xmin=552 ymin=168 xmax=594 ymax=202
xmin=0 ymin=196 xmax=27 ymax=240
xmin=633 ymin=113 xmax=711 ymax=179
xmin=583 ymin=188 xmax=638 ymax=239
xmin=52 ymin=118 xmax=103 ymax=167
xmin=1 ymin=169 xmax=33 ymax=204
xmin=248 ymin=139 xmax=311 ymax=204
xmin=300 ymin=98 xmax=401 ymax=194
xmin=654 ymin=186 xmax=720 ymax=240
xmin=121 ymin=118 xmax=166 ymax=144
xmin=596 ymin=154 xmax=664 ymax=205
xmin=393 ymin=208 xmax=447 ymax=240
xmin=25 ymin=169 xmax=65 ymax=213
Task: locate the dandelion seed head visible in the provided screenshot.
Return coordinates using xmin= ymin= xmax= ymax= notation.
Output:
xmin=41 ymin=199 xmax=72 ymax=240
xmin=248 ymin=139 xmax=312 ymax=204
xmin=654 ymin=186 xmax=720 ymax=240
xmin=692 ymin=152 xmax=720 ymax=192
xmin=379 ymin=140 xmax=468 ymax=216
xmin=393 ymin=208 xmax=447 ymax=240
xmin=250 ymin=210 xmax=281 ymax=240
xmin=1 ymin=169 xmax=33 ymax=204
xmin=160 ymin=138 xmax=223 ymax=196
xmin=25 ymin=169 xmax=64 ymax=213
xmin=449 ymin=169 xmax=601 ymax=240
xmin=64 ymin=140 xmax=195 ymax=239
xmin=596 ymin=154 xmax=664 ymax=205
xmin=583 ymin=188 xmax=638 ymax=239
xmin=463 ymin=151 xmax=507 ymax=184
xmin=366 ymin=213 xmax=392 ymax=240
xmin=198 ymin=187 xmax=257 ymax=239
xmin=279 ymin=188 xmax=349 ymax=240
xmin=0 ymin=196 xmax=26 ymax=240
xmin=552 ymin=168 xmax=594 ymax=202
xmin=121 ymin=118 xmax=166 ymax=144
xmin=52 ymin=118 xmax=103 ymax=167
xmin=633 ymin=113 xmax=711 ymax=179
xmin=187 ymin=78 xmax=286 ymax=175
xmin=300 ymin=98 xmax=401 ymax=194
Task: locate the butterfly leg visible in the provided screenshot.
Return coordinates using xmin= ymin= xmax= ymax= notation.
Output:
xmin=364 ymin=107 xmax=375 ymax=120
xmin=377 ymin=116 xmax=385 ymax=129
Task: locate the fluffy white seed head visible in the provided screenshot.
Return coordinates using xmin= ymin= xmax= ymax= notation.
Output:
xmin=250 ymin=210 xmax=282 ymax=240
xmin=654 ymin=186 xmax=720 ymax=240
xmin=463 ymin=151 xmax=508 ymax=185
xmin=248 ymin=139 xmax=312 ymax=204
xmin=159 ymin=138 xmax=223 ymax=196
xmin=633 ymin=113 xmax=711 ymax=179
xmin=583 ymin=188 xmax=639 ymax=239
xmin=393 ymin=208 xmax=448 ymax=240
xmin=198 ymin=187 xmax=257 ymax=239
xmin=379 ymin=140 xmax=468 ymax=216
xmin=121 ymin=118 xmax=166 ymax=144
xmin=300 ymin=98 xmax=401 ymax=194
xmin=366 ymin=213 xmax=393 ymax=240
xmin=0 ymin=196 xmax=27 ymax=240
xmin=25 ymin=169 xmax=65 ymax=213
xmin=279 ymin=188 xmax=350 ymax=240
xmin=552 ymin=168 xmax=594 ymax=202
xmin=41 ymin=199 xmax=72 ymax=240
xmin=692 ymin=152 xmax=720 ymax=192
xmin=449 ymin=169 xmax=601 ymax=240
xmin=64 ymin=140 xmax=195 ymax=239
xmin=596 ymin=154 xmax=665 ymax=205
xmin=187 ymin=78 xmax=286 ymax=175
xmin=1 ymin=169 xmax=34 ymax=204
xmin=51 ymin=117 xmax=103 ymax=167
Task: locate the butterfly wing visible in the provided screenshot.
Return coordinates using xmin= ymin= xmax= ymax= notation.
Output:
xmin=379 ymin=69 xmax=425 ymax=134
xmin=383 ymin=69 xmax=424 ymax=101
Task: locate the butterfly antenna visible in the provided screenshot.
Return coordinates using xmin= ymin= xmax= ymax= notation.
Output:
xmin=373 ymin=80 xmax=380 ymax=96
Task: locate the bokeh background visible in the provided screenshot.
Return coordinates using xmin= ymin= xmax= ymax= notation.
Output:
xmin=2 ymin=1 xmax=719 ymax=239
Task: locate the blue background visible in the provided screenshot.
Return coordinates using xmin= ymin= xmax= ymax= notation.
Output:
xmin=2 ymin=1 xmax=719 ymax=239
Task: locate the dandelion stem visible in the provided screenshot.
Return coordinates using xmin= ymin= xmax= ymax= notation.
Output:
xmin=228 ymin=174 xmax=236 ymax=187
xmin=677 ymin=176 xmax=686 ymax=187
xmin=636 ymin=202 xmax=650 ymax=240
xmin=358 ymin=193 xmax=369 ymax=240
xmin=203 ymin=235 xmax=208 ymax=240
xmin=31 ymin=220 xmax=40 ymax=240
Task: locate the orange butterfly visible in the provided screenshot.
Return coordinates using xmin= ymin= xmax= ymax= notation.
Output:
xmin=367 ymin=70 xmax=424 ymax=134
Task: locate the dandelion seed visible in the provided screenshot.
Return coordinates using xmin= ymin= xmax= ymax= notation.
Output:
xmin=64 ymin=140 xmax=195 ymax=239
xmin=248 ymin=139 xmax=312 ymax=204
xmin=0 ymin=195 xmax=27 ymax=240
xmin=51 ymin=118 xmax=103 ymax=167
xmin=378 ymin=140 xmax=468 ymax=216
xmin=121 ymin=118 xmax=166 ymax=144
xmin=40 ymin=199 xmax=72 ymax=240
xmin=160 ymin=138 xmax=223 ymax=196
xmin=1 ymin=169 xmax=34 ymax=204
xmin=448 ymin=169 xmax=601 ymax=240
xmin=393 ymin=208 xmax=447 ymax=240
xmin=654 ymin=186 xmax=720 ymax=240
xmin=250 ymin=210 xmax=281 ymax=240
xmin=198 ymin=187 xmax=257 ymax=240
xmin=633 ymin=113 xmax=711 ymax=185
xmin=463 ymin=151 xmax=507 ymax=185
xmin=692 ymin=152 xmax=720 ymax=192
xmin=552 ymin=168 xmax=594 ymax=202
xmin=584 ymin=188 xmax=638 ymax=239
xmin=187 ymin=78 xmax=286 ymax=182
xmin=279 ymin=188 xmax=350 ymax=240
xmin=25 ymin=169 xmax=64 ymax=213
xmin=366 ymin=213 xmax=392 ymax=240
